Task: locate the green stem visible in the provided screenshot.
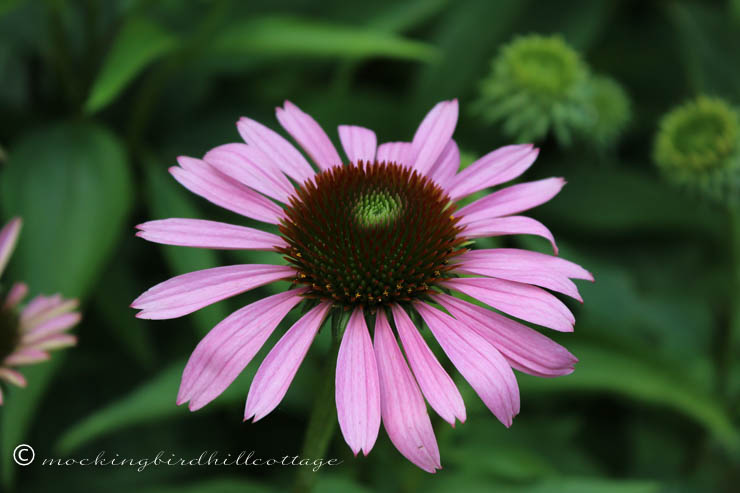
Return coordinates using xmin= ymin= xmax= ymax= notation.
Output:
xmin=293 ymin=310 xmax=344 ymax=493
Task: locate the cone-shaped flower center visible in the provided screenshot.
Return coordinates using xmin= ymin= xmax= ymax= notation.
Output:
xmin=279 ymin=161 xmax=467 ymax=308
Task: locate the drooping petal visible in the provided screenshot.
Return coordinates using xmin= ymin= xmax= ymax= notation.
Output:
xmin=136 ymin=219 xmax=286 ymax=251
xmin=0 ymin=217 xmax=22 ymax=278
xmin=244 ymin=301 xmax=332 ymax=422
xmin=374 ymin=310 xmax=441 ymax=473
xmin=415 ymin=302 xmax=519 ymax=427
xmin=26 ymin=333 xmax=77 ymax=351
xmin=0 ymin=368 xmax=27 ymax=387
xmin=203 ymin=143 xmax=295 ymax=203
xmin=338 ymin=125 xmax=377 ymax=165
xmin=447 ymin=145 xmax=539 ymax=200
xmin=23 ymin=312 xmax=81 ymax=342
xmin=391 ymin=304 xmax=465 ymax=426
xmin=3 ymin=282 xmax=28 ymax=310
xmin=457 ymin=178 xmax=565 ymax=225
xmin=179 ymin=289 xmax=305 ymax=411
xmin=237 ymin=116 xmax=316 ymax=183
xmin=276 ymin=101 xmax=342 ymax=171
xmin=426 ymin=140 xmax=460 ymax=185
xmin=132 ymin=264 xmax=295 ymax=320
xmin=376 ymin=142 xmax=412 ymax=168
xmin=171 ymin=157 xmax=284 ymax=224
xmin=4 ymin=348 xmax=49 ymax=366
xmin=463 ymin=216 xmax=558 ymax=254
xmin=440 ymin=277 xmax=575 ymax=332
xmin=435 ymin=293 xmax=577 ymax=377
xmin=410 ymin=100 xmax=459 ymax=176
xmin=336 ymin=307 xmax=381 ymax=456
xmin=20 ymin=296 xmax=78 ymax=332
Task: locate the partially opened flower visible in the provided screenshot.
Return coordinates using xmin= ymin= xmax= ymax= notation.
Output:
xmin=0 ymin=218 xmax=81 ymax=405
xmin=133 ymin=99 xmax=592 ymax=472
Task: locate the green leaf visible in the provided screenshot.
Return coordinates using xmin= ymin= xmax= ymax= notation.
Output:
xmin=209 ymin=16 xmax=437 ymax=62
xmin=0 ymin=122 xmax=132 ymax=487
xmin=137 ymin=478 xmax=277 ymax=493
xmin=84 ymin=17 xmax=177 ymax=114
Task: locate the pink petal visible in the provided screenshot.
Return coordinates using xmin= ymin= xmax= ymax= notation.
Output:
xmin=237 ymin=116 xmax=316 ymax=184
xmin=447 ymin=145 xmax=539 ymax=200
xmin=374 ymin=310 xmax=441 ymax=473
xmin=427 ymin=139 xmax=460 ymax=185
xmin=203 ymin=143 xmax=295 ymax=203
xmin=170 ymin=157 xmax=283 ymax=224
xmin=391 ymin=304 xmax=465 ymax=426
xmin=20 ymin=296 xmax=78 ymax=331
xmin=132 ymin=264 xmax=295 ymax=320
xmin=0 ymin=368 xmax=26 ymax=387
xmin=23 ymin=312 xmax=81 ymax=341
xmin=415 ymin=302 xmax=519 ymax=427
xmin=20 ymin=294 xmax=63 ymax=322
xmin=26 ymin=333 xmax=77 ymax=351
xmin=440 ymin=277 xmax=575 ymax=332
xmin=0 ymin=217 xmax=22 ymax=277
xmin=179 ymin=289 xmax=305 ymax=411
xmin=338 ymin=125 xmax=377 ymax=165
xmin=457 ymin=177 xmax=566 ymax=225
xmin=463 ymin=216 xmax=558 ymax=254
xmin=3 ymin=282 xmax=28 ymax=310
xmin=410 ymin=100 xmax=459 ymax=177
xmin=136 ymin=219 xmax=286 ymax=251
xmin=435 ymin=293 xmax=577 ymax=377
xmin=336 ymin=307 xmax=381 ymax=456
xmin=244 ymin=301 xmax=332 ymax=421
xmin=4 ymin=348 xmax=49 ymax=366
xmin=453 ymin=248 xmax=591 ymax=301
xmin=376 ymin=142 xmax=412 ymax=168
xmin=276 ymin=101 xmax=342 ymax=171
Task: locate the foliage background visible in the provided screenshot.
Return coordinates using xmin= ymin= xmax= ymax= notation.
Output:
xmin=1 ymin=0 xmax=739 ymax=492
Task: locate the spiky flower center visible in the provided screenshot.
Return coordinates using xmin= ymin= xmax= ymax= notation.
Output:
xmin=279 ymin=161 xmax=467 ymax=308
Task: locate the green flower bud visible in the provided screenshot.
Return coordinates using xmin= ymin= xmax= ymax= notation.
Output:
xmin=584 ymin=76 xmax=631 ymax=149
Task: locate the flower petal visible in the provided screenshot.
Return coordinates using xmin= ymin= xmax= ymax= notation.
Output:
xmin=244 ymin=301 xmax=332 ymax=422
xmin=0 ymin=217 xmax=22 ymax=278
xmin=427 ymin=140 xmax=460 ymax=185
xmin=457 ymin=178 xmax=565 ymax=225
xmin=376 ymin=142 xmax=412 ymax=168
xmin=20 ymin=296 xmax=78 ymax=332
xmin=170 ymin=157 xmax=284 ymax=224
xmin=136 ymin=219 xmax=286 ymax=251
xmin=276 ymin=101 xmax=342 ymax=171
xmin=3 ymin=282 xmax=28 ymax=310
xmin=338 ymin=125 xmax=377 ymax=165
xmin=436 ymin=293 xmax=577 ymax=377
xmin=391 ymin=304 xmax=465 ymax=426
xmin=410 ymin=100 xmax=459 ymax=176
xmin=203 ymin=143 xmax=295 ymax=203
xmin=336 ymin=307 xmax=381 ymax=456
xmin=0 ymin=368 xmax=26 ymax=387
xmin=415 ymin=302 xmax=519 ymax=427
xmin=447 ymin=145 xmax=539 ymax=200
xmin=132 ymin=264 xmax=295 ymax=320
xmin=374 ymin=310 xmax=441 ymax=473
xmin=23 ymin=312 xmax=81 ymax=342
xmin=26 ymin=333 xmax=77 ymax=351
xmin=440 ymin=277 xmax=575 ymax=332
xmin=4 ymin=348 xmax=49 ymax=366
xmin=463 ymin=216 xmax=558 ymax=254
xmin=237 ymin=116 xmax=316 ymax=183
xmin=179 ymin=289 xmax=305 ymax=411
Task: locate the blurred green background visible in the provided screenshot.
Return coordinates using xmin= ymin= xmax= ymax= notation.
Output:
xmin=1 ymin=0 xmax=739 ymax=492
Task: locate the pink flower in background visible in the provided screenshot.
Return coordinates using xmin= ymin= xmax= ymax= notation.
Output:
xmin=132 ymin=99 xmax=592 ymax=472
xmin=0 ymin=218 xmax=81 ymax=405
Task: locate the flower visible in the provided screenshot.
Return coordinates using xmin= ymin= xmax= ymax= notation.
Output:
xmin=0 ymin=218 xmax=81 ymax=405
xmin=132 ymin=99 xmax=592 ymax=472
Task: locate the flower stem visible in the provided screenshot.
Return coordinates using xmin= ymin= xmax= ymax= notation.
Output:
xmin=293 ymin=310 xmax=344 ymax=493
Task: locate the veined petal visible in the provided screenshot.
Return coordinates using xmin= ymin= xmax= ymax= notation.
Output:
xmin=457 ymin=177 xmax=565 ymax=225
xmin=410 ymin=100 xmax=459 ymax=176
xmin=415 ymin=302 xmax=519 ymax=427
xmin=391 ymin=304 xmax=465 ymax=426
xmin=244 ymin=301 xmax=332 ymax=422
xmin=336 ymin=307 xmax=381 ymax=456
xmin=20 ymin=296 xmax=78 ymax=332
xmin=463 ymin=216 xmax=558 ymax=254
xmin=0 ymin=368 xmax=26 ymax=387
xmin=203 ymin=143 xmax=295 ymax=203
xmin=171 ymin=157 xmax=284 ymax=224
xmin=0 ymin=217 xmax=22 ymax=278
xmin=237 ymin=116 xmax=316 ymax=183
xmin=447 ymin=145 xmax=539 ymax=200
xmin=276 ymin=101 xmax=342 ymax=171
xmin=179 ymin=289 xmax=305 ymax=411
xmin=440 ymin=277 xmax=575 ymax=332
xmin=23 ymin=312 xmax=81 ymax=342
xmin=376 ymin=142 xmax=412 ymax=168
xmin=459 ymin=249 xmax=593 ymax=280
xmin=427 ymin=140 xmax=460 ymax=185
xmin=374 ymin=311 xmax=441 ymax=473
xmin=338 ymin=125 xmax=377 ymax=165
xmin=136 ymin=219 xmax=287 ymax=251
xmin=435 ymin=293 xmax=577 ymax=377
xmin=132 ymin=264 xmax=295 ymax=320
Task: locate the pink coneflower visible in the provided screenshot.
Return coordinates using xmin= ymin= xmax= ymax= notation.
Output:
xmin=133 ymin=99 xmax=592 ymax=472
xmin=0 ymin=218 xmax=81 ymax=405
